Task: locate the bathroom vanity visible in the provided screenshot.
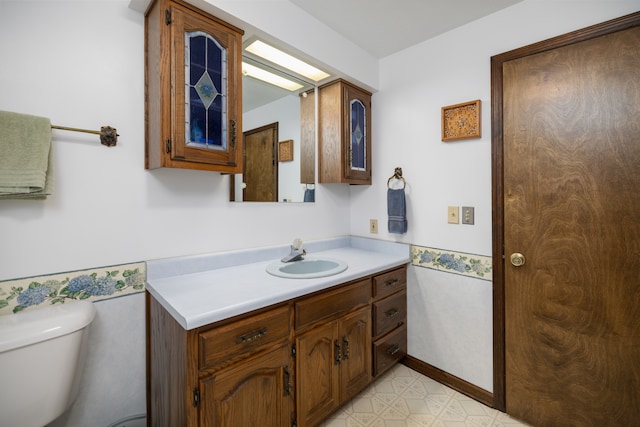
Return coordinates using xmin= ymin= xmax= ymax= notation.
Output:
xmin=146 ymin=237 xmax=409 ymax=427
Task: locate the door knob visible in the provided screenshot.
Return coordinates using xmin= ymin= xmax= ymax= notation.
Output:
xmin=510 ymin=253 xmax=525 ymax=267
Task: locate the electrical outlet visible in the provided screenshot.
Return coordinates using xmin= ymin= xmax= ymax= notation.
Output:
xmin=370 ymin=219 xmax=378 ymax=234
xmin=462 ymin=206 xmax=475 ymax=225
xmin=448 ymin=206 xmax=459 ymax=224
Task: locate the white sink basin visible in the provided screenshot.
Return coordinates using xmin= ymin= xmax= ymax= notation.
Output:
xmin=266 ymin=257 xmax=348 ymax=279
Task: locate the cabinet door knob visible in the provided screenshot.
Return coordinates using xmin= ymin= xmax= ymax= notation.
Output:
xmin=510 ymin=253 xmax=526 ymax=267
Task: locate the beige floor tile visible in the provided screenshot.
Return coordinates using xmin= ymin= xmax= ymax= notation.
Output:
xmin=321 ymin=364 xmax=531 ymax=427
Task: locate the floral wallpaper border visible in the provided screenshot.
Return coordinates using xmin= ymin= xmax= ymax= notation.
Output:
xmin=0 ymin=261 xmax=146 ymax=316
xmin=411 ymin=245 xmax=492 ymax=281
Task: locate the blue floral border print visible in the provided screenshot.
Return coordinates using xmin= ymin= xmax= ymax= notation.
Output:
xmin=0 ymin=261 xmax=146 ymax=316
xmin=411 ymin=245 xmax=492 ymax=281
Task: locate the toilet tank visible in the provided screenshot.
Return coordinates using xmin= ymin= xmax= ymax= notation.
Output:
xmin=0 ymin=300 xmax=96 ymax=427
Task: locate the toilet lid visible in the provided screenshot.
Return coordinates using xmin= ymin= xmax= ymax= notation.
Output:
xmin=0 ymin=300 xmax=95 ymax=353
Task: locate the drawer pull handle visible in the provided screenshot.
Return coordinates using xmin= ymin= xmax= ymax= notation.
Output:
xmin=283 ymin=366 xmax=291 ymax=397
xmin=385 ymin=278 xmax=399 ymax=287
xmin=342 ymin=336 xmax=350 ymax=360
xmin=230 ymin=119 xmax=237 ymax=148
xmin=235 ymin=327 xmax=267 ymax=344
xmin=387 ymin=344 xmax=401 ymax=356
xmin=385 ymin=308 xmax=399 ymax=318
xmin=334 ymin=339 xmax=341 ymax=365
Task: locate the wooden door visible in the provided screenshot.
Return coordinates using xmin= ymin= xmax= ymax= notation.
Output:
xmin=199 ymin=345 xmax=292 ymax=426
xmin=243 ymin=123 xmax=277 ymax=201
xmin=493 ymin=14 xmax=640 ymax=426
xmin=339 ymin=306 xmax=371 ymax=400
xmin=296 ymin=321 xmax=340 ymax=427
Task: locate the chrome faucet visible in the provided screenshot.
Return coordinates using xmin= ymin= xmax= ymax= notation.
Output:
xmin=281 ymin=238 xmax=307 ymax=263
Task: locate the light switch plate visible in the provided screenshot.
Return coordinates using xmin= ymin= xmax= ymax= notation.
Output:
xmin=370 ymin=219 xmax=378 ymax=234
xmin=462 ymin=206 xmax=475 ymax=225
xmin=448 ymin=206 xmax=459 ymax=224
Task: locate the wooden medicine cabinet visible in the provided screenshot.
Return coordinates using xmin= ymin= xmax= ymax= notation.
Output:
xmin=145 ymin=0 xmax=244 ymax=173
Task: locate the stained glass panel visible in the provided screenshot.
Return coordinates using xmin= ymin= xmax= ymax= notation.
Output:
xmin=185 ymin=31 xmax=226 ymax=150
xmin=350 ymin=99 xmax=366 ymax=171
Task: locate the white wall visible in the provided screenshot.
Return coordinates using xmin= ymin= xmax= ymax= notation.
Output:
xmin=350 ymin=0 xmax=640 ymax=392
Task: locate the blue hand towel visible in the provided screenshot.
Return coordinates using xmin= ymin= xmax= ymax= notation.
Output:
xmin=0 ymin=111 xmax=53 ymax=199
xmin=303 ymin=188 xmax=315 ymax=202
xmin=387 ymin=188 xmax=407 ymax=234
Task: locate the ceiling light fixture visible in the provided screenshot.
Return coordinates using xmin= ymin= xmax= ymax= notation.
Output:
xmin=245 ymin=40 xmax=330 ymax=82
xmin=242 ymin=62 xmax=304 ymax=92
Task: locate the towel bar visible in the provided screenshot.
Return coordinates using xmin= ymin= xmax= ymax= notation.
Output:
xmin=51 ymin=125 xmax=118 ymax=147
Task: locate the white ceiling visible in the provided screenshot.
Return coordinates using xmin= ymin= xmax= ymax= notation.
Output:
xmin=244 ymin=0 xmax=524 ymax=110
xmin=289 ymin=0 xmax=523 ymax=58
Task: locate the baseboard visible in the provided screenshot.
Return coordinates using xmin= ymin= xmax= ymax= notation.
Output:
xmin=402 ymin=355 xmax=496 ymax=409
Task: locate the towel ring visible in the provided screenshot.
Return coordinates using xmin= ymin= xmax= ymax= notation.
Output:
xmin=387 ymin=167 xmax=406 ymax=188
xmin=387 ymin=167 xmax=406 ymax=189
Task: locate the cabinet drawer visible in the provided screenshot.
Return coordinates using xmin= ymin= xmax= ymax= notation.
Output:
xmin=199 ymin=305 xmax=290 ymax=370
xmin=372 ymin=266 xmax=407 ymax=300
xmin=295 ymin=279 xmax=370 ymax=329
xmin=372 ymin=290 xmax=406 ymax=337
xmin=373 ymin=324 xmax=407 ymax=377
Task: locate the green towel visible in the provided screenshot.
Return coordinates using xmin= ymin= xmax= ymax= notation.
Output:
xmin=0 ymin=111 xmax=53 ymax=199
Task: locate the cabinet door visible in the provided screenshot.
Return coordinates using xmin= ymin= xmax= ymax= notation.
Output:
xmin=339 ymin=306 xmax=372 ymax=399
xmin=170 ymin=6 xmax=242 ymax=170
xmin=318 ymin=79 xmax=372 ymax=184
xmin=199 ymin=345 xmax=292 ymax=427
xmin=342 ymin=83 xmax=371 ymax=183
xmin=296 ymin=322 xmax=340 ymax=427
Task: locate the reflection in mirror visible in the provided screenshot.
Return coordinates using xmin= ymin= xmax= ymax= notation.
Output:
xmin=230 ymin=55 xmax=318 ymax=203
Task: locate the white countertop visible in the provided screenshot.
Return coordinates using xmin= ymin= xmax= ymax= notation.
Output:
xmin=146 ymin=236 xmax=410 ymax=330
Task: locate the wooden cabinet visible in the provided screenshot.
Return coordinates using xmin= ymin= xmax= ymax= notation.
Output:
xmin=294 ymin=280 xmax=371 ymax=427
xmin=145 ymin=0 xmax=243 ymax=173
xmin=372 ymin=266 xmax=408 ymax=377
xmin=299 ymin=89 xmax=315 ymax=185
xmin=147 ymin=265 xmax=407 ymax=427
xmin=318 ymin=79 xmax=372 ymax=184
xmin=147 ymin=299 xmax=293 ymax=427
xmin=199 ymin=344 xmax=292 ymax=426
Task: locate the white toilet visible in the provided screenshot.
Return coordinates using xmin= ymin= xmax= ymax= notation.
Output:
xmin=0 ymin=300 xmax=96 ymax=427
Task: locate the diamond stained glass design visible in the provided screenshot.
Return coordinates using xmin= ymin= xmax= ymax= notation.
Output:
xmin=185 ymin=31 xmax=227 ymax=150
xmin=195 ymin=72 xmax=218 ymax=109
xmin=350 ymin=99 xmax=366 ymax=171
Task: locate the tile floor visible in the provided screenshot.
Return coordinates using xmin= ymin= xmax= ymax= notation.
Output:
xmin=320 ymin=364 xmax=530 ymax=427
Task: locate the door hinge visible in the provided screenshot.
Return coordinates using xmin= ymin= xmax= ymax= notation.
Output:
xmin=165 ymin=139 xmax=171 ymax=153
xmin=193 ymin=389 xmax=200 ymax=407
xmin=291 ymin=344 xmax=296 ymax=359
xmin=291 ymin=421 xmax=297 ymax=427
xmin=165 ymin=9 xmax=171 ymax=25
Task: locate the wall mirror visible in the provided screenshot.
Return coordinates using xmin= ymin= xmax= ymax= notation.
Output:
xmin=230 ymin=39 xmax=328 ymax=203
xmin=229 ymin=34 xmax=330 ymax=203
